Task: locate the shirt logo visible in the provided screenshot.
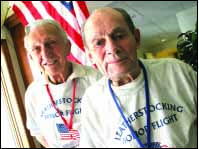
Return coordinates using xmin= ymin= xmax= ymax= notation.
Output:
xmin=56 ymin=123 xmax=80 ymax=140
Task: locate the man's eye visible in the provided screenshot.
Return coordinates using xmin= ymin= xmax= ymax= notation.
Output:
xmin=46 ymin=41 xmax=56 ymax=48
xmin=32 ymin=46 xmax=40 ymax=51
xmin=118 ymin=34 xmax=124 ymax=38
xmin=94 ymin=40 xmax=104 ymax=47
xmin=96 ymin=41 xmax=102 ymax=46
xmin=49 ymin=40 xmax=56 ymax=45
xmin=113 ymin=34 xmax=125 ymax=40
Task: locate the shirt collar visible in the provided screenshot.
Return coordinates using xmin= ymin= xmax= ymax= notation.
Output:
xmin=40 ymin=62 xmax=86 ymax=85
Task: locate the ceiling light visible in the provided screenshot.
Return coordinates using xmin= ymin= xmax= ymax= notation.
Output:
xmin=161 ymin=39 xmax=166 ymax=42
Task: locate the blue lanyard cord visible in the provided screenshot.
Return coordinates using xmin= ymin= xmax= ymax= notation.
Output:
xmin=138 ymin=60 xmax=151 ymax=148
xmin=108 ymin=79 xmax=145 ymax=148
xmin=108 ymin=60 xmax=150 ymax=148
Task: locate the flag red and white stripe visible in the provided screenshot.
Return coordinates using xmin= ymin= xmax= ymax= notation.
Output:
xmin=60 ymin=129 xmax=80 ymax=140
xmin=9 ymin=1 xmax=92 ymax=67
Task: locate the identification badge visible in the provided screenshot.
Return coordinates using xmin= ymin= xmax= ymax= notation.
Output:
xmin=56 ymin=123 xmax=80 ymax=140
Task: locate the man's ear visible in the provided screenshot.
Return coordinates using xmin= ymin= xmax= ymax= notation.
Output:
xmin=86 ymin=49 xmax=95 ymax=64
xmin=134 ymin=28 xmax=141 ymax=49
xmin=28 ymin=53 xmax=33 ymax=61
xmin=65 ymin=40 xmax=71 ymax=56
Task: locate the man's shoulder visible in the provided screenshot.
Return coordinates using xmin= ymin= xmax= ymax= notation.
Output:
xmin=141 ymin=58 xmax=196 ymax=81
xmin=141 ymin=58 xmax=190 ymax=70
xmin=72 ymin=62 xmax=102 ymax=79
xmin=84 ymin=76 xmax=107 ymax=91
xmin=141 ymin=58 xmax=183 ymax=65
xmin=26 ymin=79 xmax=45 ymax=93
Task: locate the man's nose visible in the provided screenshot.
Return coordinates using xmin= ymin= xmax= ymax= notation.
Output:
xmin=41 ymin=44 xmax=51 ymax=58
xmin=105 ymin=38 xmax=120 ymax=55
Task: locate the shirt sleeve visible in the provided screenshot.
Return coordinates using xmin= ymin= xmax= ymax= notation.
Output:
xmin=25 ymin=84 xmax=41 ymax=136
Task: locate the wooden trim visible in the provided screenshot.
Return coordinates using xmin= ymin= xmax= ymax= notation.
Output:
xmin=1 ymin=40 xmax=36 ymax=148
xmin=5 ymin=14 xmax=34 ymax=89
xmin=4 ymin=13 xmax=21 ymax=29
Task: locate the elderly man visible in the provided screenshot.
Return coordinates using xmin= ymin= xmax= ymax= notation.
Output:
xmin=24 ymin=19 xmax=102 ymax=148
xmin=79 ymin=7 xmax=197 ymax=148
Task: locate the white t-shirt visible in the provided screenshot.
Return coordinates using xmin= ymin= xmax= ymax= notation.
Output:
xmin=80 ymin=58 xmax=197 ymax=148
xmin=25 ymin=62 xmax=102 ymax=148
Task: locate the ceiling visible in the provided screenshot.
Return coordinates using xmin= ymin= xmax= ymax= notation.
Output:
xmin=85 ymin=1 xmax=197 ymax=57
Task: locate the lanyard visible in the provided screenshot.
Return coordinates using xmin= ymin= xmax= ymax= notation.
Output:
xmin=46 ymin=79 xmax=76 ymax=130
xmin=108 ymin=60 xmax=151 ymax=148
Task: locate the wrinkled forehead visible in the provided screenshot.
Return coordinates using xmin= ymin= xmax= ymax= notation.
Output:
xmin=84 ymin=8 xmax=127 ymax=38
xmin=25 ymin=24 xmax=63 ymax=50
xmin=28 ymin=23 xmax=59 ymax=36
xmin=86 ymin=8 xmax=123 ymax=29
xmin=85 ymin=8 xmax=122 ymax=27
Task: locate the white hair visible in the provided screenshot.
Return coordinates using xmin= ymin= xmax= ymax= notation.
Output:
xmin=24 ymin=19 xmax=68 ymax=50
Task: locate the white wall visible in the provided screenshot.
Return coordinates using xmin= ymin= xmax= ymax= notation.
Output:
xmin=176 ymin=6 xmax=197 ymax=32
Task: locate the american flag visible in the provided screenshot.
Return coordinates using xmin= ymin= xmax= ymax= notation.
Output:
xmin=56 ymin=123 xmax=80 ymax=140
xmin=9 ymin=1 xmax=93 ymax=67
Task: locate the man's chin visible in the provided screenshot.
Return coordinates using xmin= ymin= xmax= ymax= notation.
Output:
xmin=107 ymin=72 xmax=125 ymax=81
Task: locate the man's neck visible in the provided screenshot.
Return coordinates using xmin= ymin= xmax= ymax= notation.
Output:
xmin=48 ymin=62 xmax=72 ymax=84
xmin=111 ymin=65 xmax=141 ymax=86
